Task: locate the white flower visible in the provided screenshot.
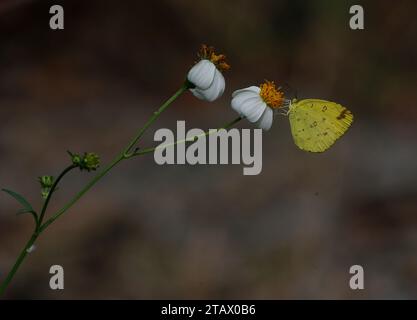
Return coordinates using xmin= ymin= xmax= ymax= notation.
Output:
xmin=231 ymin=81 xmax=285 ymax=131
xmin=188 ymin=60 xmax=225 ymax=102
xmin=187 ymin=45 xmax=230 ymax=102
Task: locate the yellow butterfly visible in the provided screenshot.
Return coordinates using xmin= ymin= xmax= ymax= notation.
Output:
xmin=288 ymin=99 xmax=353 ymax=152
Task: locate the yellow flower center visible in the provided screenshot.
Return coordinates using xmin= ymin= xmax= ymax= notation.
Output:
xmin=259 ymin=80 xmax=285 ymax=109
xmin=198 ymin=44 xmax=230 ymax=72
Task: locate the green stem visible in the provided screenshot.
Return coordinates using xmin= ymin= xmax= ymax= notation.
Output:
xmin=123 ymin=82 xmax=189 ymax=157
xmin=40 ymin=154 xmax=123 ymax=232
xmin=0 ymin=83 xmax=189 ymax=296
xmin=38 ymin=165 xmax=77 ymax=226
xmin=41 ymin=83 xmax=189 ymax=231
xmin=128 ymin=116 xmax=243 ymax=157
xmin=0 ymin=165 xmax=77 ymax=296
xmin=41 ymin=82 xmax=188 ymax=230
xmin=0 ymin=232 xmax=38 ymax=296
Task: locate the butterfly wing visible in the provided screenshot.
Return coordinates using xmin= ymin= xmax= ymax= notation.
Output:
xmin=288 ymin=99 xmax=353 ymax=152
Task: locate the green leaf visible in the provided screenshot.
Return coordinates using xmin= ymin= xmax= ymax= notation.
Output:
xmin=17 ymin=208 xmax=35 ymax=215
xmin=2 ymin=188 xmax=36 ymax=215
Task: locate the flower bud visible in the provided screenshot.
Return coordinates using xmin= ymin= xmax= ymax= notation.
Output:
xmin=68 ymin=151 xmax=100 ymax=172
xmin=38 ymin=175 xmax=54 ymax=199
xmin=187 ymin=45 xmax=229 ymax=102
xmin=39 ymin=175 xmax=54 ymax=188
xmin=83 ymin=153 xmax=100 ymax=172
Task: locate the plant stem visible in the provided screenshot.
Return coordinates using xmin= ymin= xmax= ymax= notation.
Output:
xmin=0 ymin=83 xmax=188 ymax=296
xmin=0 ymin=165 xmax=76 ymax=296
xmin=38 ymin=165 xmax=77 ymax=226
xmin=128 ymin=116 xmax=243 ymax=157
xmin=40 ymin=153 xmax=124 ymax=232
xmin=41 ymin=82 xmax=189 ymax=231
xmin=0 ymin=232 xmax=38 ymax=295
xmin=123 ymin=82 xmax=190 ymax=157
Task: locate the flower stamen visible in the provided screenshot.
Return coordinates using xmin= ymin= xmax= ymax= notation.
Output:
xmin=259 ymin=80 xmax=285 ymax=109
xmin=198 ymin=44 xmax=230 ymax=72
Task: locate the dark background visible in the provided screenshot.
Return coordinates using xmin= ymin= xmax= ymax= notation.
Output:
xmin=1 ymin=0 xmax=417 ymax=299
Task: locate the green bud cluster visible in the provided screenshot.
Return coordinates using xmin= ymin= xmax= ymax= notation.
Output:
xmin=68 ymin=151 xmax=100 ymax=172
xmin=38 ymin=175 xmax=54 ymax=199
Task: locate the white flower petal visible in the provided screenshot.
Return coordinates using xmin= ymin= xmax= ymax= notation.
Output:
xmin=240 ymin=98 xmax=267 ymax=122
xmin=189 ymin=88 xmax=206 ymax=100
xmin=187 ymin=59 xmax=216 ymax=90
xmin=232 ymin=86 xmax=260 ymax=98
xmin=231 ymin=91 xmax=261 ymax=114
xmin=255 ymin=107 xmax=274 ymax=130
xmin=190 ymin=69 xmax=225 ymax=102
xmin=203 ymin=69 xmax=225 ymax=101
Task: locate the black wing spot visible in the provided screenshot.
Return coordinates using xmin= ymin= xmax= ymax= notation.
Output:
xmin=322 ymin=105 xmax=327 ymax=112
xmin=323 ymin=132 xmax=328 ymax=136
xmin=310 ymin=121 xmax=317 ymax=128
xmin=322 ymin=117 xmax=326 ymax=122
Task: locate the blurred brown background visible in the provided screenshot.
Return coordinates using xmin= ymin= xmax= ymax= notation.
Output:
xmin=1 ymin=0 xmax=417 ymax=299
